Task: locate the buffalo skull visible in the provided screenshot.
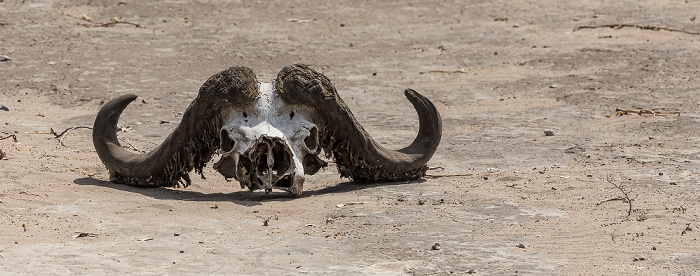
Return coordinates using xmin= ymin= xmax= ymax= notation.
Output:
xmin=93 ymin=65 xmax=441 ymax=196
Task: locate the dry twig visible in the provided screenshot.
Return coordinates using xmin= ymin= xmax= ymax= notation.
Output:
xmin=425 ymin=173 xmax=474 ymax=178
xmin=51 ymin=126 xmax=92 ymax=147
xmin=574 ymin=24 xmax=699 ymax=35
xmin=606 ymin=175 xmax=633 ymax=216
xmin=597 ymin=196 xmax=624 ymax=205
xmin=419 ymin=69 xmax=469 ymax=75
xmin=682 ymin=223 xmax=692 ymax=236
xmin=0 ymin=134 xmax=17 ymax=142
xmin=61 ymin=13 xmax=145 ymax=28
xmin=616 ymin=108 xmax=681 ymax=116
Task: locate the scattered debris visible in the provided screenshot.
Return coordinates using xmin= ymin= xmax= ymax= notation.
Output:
xmin=0 ymin=55 xmax=10 ymax=62
xmin=21 ymin=223 xmax=27 ymax=232
xmin=288 ymin=19 xmax=311 ymax=23
xmin=633 ymin=257 xmax=646 ymax=262
xmin=61 ymin=13 xmax=145 ymax=28
xmin=616 ymin=108 xmax=680 ymax=116
xmin=50 ymin=126 xmax=93 ymax=147
xmin=574 ymin=24 xmax=700 ymax=35
xmin=335 ymin=202 xmax=366 ymax=208
xmin=419 ymin=69 xmax=468 ymax=74
xmin=137 ymin=237 xmax=154 ymax=242
xmin=606 ymin=175 xmax=633 ymax=216
xmin=0 ymin=104 xmax=8 ymax=111
xmin=544 ymin=129 xmax=554 ymax=136
xmin=549 ymin=83 xmax=563 ymax=88
xmin=70 ymin=167 xmax=95 ymax=177
xmin=516 ymin=243 xmax=526 ymax=249
xmin=682 ymin=223 xmax=692 ymax=236
xmin=0 ymin=134 xmax=17 ymax=142
xmin=174 ymin=233 xmax=180 ymax=236
xmin=0 ymin=148 xmax=5 ymax=159
xmin=210 ymin=204 xmax=219 ymax=209
xmin=432 ymin=243 xmax=441 ymax=250
xmin=73 ymin=232 xmax=97 ymax=238
xmin=325 ymin=217 xmax=334 ymax=224
xmin=597 ymin=196 xmax=624 ymax=205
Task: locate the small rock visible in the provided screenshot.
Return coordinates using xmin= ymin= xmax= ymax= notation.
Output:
xmin=432 ymin=243 xmax=441 ymax=250
xmin=550 ymin=83 xmax=563 ymax=88
xmin=516 ymin=243 xmax=526 ymax=248
xmin=0 ymin=104 xmax=9 ymax=111
xmin=633 ymin=257 xmax=646 ymax=262
xmin=0 ymin=55 xmax=10 ymax=62
xmin=544 ymin=129 xmax=554 ymax=136
xmin=0 ymin=148 xmax=5 ymax=159
xmin=179 ymin=250 xmax=184 ymax=253
xmin=174 ymin=233 xmax=180 ymax=236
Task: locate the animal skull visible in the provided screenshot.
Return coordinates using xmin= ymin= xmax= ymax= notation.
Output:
xmin=213 ymin=82 xmax=327 ymax=195
xmin=92 ymin=64 xmax=441 ymax=196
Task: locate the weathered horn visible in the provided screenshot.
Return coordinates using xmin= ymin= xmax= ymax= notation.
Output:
xmin=92 ymin=66 xmax=259 ymax=187
xmin=275 ymin=64 xmax=442 ymax=183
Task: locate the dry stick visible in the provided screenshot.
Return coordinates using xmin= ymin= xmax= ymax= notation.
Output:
xmin=425 ymin=173 xmax=474 ymax=178
xmin=419 ymin=70 xmax=469 ymax=75
xmin=606 ymin=175 xmax=633 ymax=217
xmin=60 ymin=13 xmax=145 ymax=28
xmin=681 ymin=223 xmax=692 ymax=236
xmin=118 ymin=138 xmax=146 ymax=153
xmin=0 ymin=134 xmax=17 ymax=142
xmin=574 ymin=24 xmax=700 ymax=35
xmin=50 ymin=126 xmax=92 ymax=147
xmin=597 ymin=196 xmax=624 ymax=205
xmin=616 ymin=108 xmax=681 ymax=116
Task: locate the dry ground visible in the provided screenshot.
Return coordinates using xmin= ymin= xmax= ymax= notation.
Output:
xmin=2 ymin=0 xmax=700 ymax=275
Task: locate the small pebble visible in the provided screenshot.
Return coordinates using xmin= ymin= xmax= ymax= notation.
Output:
xmin=0 ymin=104 xmax=8 ymax=111
xmin=0 ymin=55 xmax=10 ymax=62
xmin=432 ymin=243 xmax=441 ymax=250
xmin=516 ymin=243 xmax=526 ymax=248
xmin=550 ymin=83 xmax=563 ymax=88
xmin=633 ymin=257 xmax=646 ymax=262
xmin=544 ymin=129 xmax=554 ymax=136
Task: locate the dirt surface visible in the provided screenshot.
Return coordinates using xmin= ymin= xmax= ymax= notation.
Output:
xmin=2 ymin=0 xmax=700 ymax=274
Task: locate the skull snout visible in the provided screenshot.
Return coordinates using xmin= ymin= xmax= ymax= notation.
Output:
xmin=250 ymin=136 xmax=292 ymax=183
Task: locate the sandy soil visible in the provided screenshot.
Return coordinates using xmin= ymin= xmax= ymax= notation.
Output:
xmin=2 ymin=0 xmax=700 ymax=275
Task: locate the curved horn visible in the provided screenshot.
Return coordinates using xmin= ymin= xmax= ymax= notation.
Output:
xmin=276 ymin=64 xmax=442 ymax=183
xmin=93 ymin=66 xmax=259 ymax=187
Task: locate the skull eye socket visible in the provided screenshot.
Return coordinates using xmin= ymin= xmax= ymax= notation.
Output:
xmin=290 ymin=111 xmax=295 ymax=119
xmin=242 ymin=111 xmax=248 ymax=118
xmin=304 ymin=126 xmax=319 ymax=151
xmin=221 ymin=129 xmax=235 ymax=153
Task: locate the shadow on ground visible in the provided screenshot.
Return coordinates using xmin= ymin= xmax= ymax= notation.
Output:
xmin=73 ymin=177 xmax=424 ymax=205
